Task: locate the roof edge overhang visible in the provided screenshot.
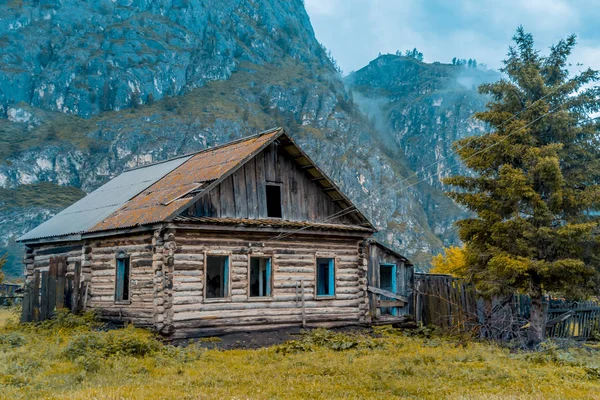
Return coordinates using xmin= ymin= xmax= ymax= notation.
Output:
xmin=168 ymin=222 xmax=374 ymax=238
xmin=367 ymin=238 xmax=413 ymax=266
xmin=20 ymin=224 xmax=165 ymax=246
xmin=278 ymin=131 xmax=376 ymax=231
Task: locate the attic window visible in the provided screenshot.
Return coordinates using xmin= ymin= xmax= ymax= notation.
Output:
xmin=266 ymin=184 xmax=282 ymax=218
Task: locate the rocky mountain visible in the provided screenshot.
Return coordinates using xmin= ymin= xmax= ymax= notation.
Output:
xmin=345 ymin=55 xmax=501 ymax=189
xmin=0 ymin=0 xmax=496 ymax=278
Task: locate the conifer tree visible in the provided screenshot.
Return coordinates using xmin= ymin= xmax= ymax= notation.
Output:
xmin=445 ymin=27 xmax=600 ymax=346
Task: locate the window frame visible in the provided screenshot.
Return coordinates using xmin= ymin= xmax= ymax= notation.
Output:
xmin=315 ymin=257 xmax=336 ymax=299
xmin=114 ymin=251 xmax=131 ymax=305
xmin=248 ymin=255 xmax=274 ymax=300
xmin=265 ymin=183 xmax=283 ymax=219
xmin=203 ymin=252 xmax=232 ymax=303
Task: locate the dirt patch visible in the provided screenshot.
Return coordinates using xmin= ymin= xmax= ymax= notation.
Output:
xmin=183 ymin=325 xmax=373 ymax=350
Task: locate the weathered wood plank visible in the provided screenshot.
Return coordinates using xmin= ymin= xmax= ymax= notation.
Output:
xmin=244 ymin=159 xmax=259 ymax=219
xmin=367 ymin=286 xmax=409 ymax=303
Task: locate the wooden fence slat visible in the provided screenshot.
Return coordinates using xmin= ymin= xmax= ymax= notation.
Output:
xmin=20 ymin=285 xmax=32 ymax=323
xmin=32 ymin=270 xmax=40 ymax=322
xmin=71 ymin=261 xmax=81 ymax=314
xmin=47 ymin=275 xmax=57 ymax=319
xmin=40 ymin=271 xmax=49 ymax=321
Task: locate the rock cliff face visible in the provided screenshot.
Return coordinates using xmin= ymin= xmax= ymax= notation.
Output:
xmin=345 ymin=55 xmax=500 ymax=189
xmin=0 ymin=1 xmax=495 ymax=277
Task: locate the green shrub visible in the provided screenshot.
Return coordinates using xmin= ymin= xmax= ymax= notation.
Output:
xmin=275 ymin=328 xmax=378 ymax=354
xmin=585 ymin=365 xmax=600 ymax=379
xmin=63 ymin=333 xmax=105 ymax=360
xmin=37 ymin=309 xmax=103 ymax=331
xmin=74 ymin=354 xmax=102 ymax=374
xmin=0 ymin=331 xmax=25 ymax=348
xmin=63 ymin=325 xmax=161 ymax=360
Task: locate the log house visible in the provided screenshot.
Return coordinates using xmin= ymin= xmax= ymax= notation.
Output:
xmin=18 ymin=128 xmax=413 ymax=338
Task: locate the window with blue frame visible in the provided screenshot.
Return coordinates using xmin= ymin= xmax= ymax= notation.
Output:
xmin=316 ymin=258 xmax=335 ymax=297
xmin=249 ymin=257 xmax=272 ymax=297
xmin=115 ymin=252 xmax=130 ymax=302
xmin=206 ymin=255 xmax=229 ymax=299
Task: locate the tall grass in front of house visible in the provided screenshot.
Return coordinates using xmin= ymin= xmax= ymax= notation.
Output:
xmin=0 ymin=310 xmax=599 ymax=400
xmin=0 ymin=307 xmax=16 ymax=328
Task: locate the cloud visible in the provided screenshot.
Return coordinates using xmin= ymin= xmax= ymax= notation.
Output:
xmin=304 ymin=0 xmax=343 ymax=17
xmin=305 ymin=0 xmax=600 ymax=73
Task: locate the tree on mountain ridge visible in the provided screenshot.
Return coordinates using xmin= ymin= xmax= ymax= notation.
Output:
xmin=444 ymin=27 xmax=600 ymax=346
xmin=405 ymin=48 xmax=423 ymax=61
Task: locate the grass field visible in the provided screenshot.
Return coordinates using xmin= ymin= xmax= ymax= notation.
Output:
xmin=1 ymin=308 xmax=599 ymax=399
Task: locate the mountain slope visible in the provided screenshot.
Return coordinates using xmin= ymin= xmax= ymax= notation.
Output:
xmin=0 ymin=0 xmax=460 ymax=277
xmin=345 ymin=55 xmax=501 ymax=188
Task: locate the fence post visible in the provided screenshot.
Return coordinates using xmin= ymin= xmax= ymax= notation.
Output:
xmin=71 ymin=261 xmax=81 ymax=314
xmin=40 ymin=271 xmax=49 ymax=321
xmin=20 ymin=283 xmax=33 ymax=323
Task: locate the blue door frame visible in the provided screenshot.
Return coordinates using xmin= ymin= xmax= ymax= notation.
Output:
xmin=380 ymin=263 xmax=398 ymax=316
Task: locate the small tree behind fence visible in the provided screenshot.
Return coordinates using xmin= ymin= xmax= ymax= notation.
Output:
xmin=414 ymin=273 xmax=600 ymax=341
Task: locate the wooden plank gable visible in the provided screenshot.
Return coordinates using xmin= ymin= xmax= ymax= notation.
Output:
xmin=183 ymin=142 xmax=360 ymax=225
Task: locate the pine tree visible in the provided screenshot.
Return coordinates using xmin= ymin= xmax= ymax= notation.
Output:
xmin=444 ymin=27 xmax=600 ymax=346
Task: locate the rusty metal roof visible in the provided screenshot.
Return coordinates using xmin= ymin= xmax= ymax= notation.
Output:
xmin=173 ymin=216 xmax=374 ymax=232
xmin=89 ymin=128 xmax=282 ymax=232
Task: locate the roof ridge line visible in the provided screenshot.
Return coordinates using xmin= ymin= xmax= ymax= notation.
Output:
xmin=123 ymin=127 xmax=283 ymax=172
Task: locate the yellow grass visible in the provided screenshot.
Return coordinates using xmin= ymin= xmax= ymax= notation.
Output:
xmin=0 ymin=310 xmax=599 ymax=399
xmin=0 ymin=307 xmax=15 ymax=328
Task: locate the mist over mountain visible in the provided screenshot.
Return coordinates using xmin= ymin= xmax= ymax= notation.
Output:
xmin=0 ymin=0 xmax=497 ymax=277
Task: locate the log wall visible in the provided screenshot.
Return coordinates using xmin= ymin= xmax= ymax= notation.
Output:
xmin=165 ymin=228 xmax=369 ymax=339
xmin=86 ymin=233 xmax=156 ymax=327
xmin=24 ymin=227 xmax=372 ymax=338
xmin=25 ymin=243 xmax=84 ymax=284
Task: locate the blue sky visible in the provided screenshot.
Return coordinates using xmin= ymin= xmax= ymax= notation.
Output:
xmin=305 ymin=0 xmax=600 ymax=75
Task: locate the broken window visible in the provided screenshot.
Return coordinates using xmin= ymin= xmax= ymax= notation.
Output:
xmin=115 ymin=252 xmax=130 ymax=302
xmin=250 ymin=257 xmax=272 ymax=297
xmin=206 ymin=255 xmax=229 ymax=299
xmin=266 ymin=184 xmax=282 ymax=218
xmin=316 ymin=258 xmax=335 ymax=297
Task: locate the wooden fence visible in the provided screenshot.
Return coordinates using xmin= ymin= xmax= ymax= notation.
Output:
xmin=21 ymin=258 xmax=86 ymax=323
xmin=414 ymin=273 xmax=600 ymax=340
xmin=414 ymin=273 xmax=479 ymax=331
xmin=546 ymin=299 xmax=600 ymax=340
